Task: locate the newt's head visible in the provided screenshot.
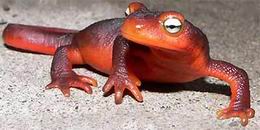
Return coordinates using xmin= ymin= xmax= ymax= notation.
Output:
xmin=121 ymin=3 xmax=208 ymax=53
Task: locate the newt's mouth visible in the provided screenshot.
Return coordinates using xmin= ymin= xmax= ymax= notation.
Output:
xmin=121 ymin=31 xmax=186 ymax=52
xmin=121 ymin=31 xmax=160 ymax=49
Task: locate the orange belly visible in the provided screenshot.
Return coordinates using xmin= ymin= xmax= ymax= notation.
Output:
xmin=78 ymin=44 xmax=113 ymax=74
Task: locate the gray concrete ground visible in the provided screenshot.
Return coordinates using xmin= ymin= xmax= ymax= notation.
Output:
xmin=0 ymin=0 xmax=259 ymax=129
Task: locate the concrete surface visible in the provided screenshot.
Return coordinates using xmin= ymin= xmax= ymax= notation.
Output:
xmin=0 ymin=0 xmax=259 ymax=129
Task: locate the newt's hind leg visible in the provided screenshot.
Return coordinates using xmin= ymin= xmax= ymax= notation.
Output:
xmin=46 ymin=45 xmax=97 ymax=96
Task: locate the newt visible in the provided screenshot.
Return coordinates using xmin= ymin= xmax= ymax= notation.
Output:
xmin=2 ymin=2 xmax=255 ymax=126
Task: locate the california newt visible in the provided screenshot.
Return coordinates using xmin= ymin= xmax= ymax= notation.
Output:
xmin=2 ymin=2 xmax=255 ymax=126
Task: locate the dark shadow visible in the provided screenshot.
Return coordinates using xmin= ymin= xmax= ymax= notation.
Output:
xmin=141 ymin=78 xmax=231 ymax=96
xmin=103 ymin=78 xmax=231 ymax=103
xmin=73 ymin=64 xmax=109 ymax=77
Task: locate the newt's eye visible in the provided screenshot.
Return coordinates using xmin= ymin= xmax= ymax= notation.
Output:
xmin=163 ymin=18 xmax=182 ymax=34
xmin=125 ymin=7 xmax=130 ymax=16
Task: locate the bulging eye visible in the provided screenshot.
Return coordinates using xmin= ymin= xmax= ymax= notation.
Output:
xmin=125 ymin=7 xmax=130 ymax=16
xmin=163 ymin=18 xmax=182 ymax=34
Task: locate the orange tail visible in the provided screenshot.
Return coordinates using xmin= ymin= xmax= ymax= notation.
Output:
xmin=2 ymin=23 xmax=78 ymax=55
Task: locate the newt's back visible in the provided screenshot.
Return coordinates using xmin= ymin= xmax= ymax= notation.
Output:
xmin=74 ymin=18 xmax=124 ymax=73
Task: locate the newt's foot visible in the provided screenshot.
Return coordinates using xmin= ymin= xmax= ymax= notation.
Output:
xmin=102 ymin=74 xmax=143 ymax=104
xmin=217 ymin=107 xmax=255 ymax=126
xmin=46 ymin=72 xmax=97 ymax=96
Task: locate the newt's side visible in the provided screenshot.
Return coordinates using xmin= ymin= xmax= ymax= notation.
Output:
xmin=2 ymin=2 xmax=255 ymax=126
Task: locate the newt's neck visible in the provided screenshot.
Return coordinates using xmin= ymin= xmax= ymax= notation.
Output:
xmin=150 ymin=45 xmax=210 ymax=73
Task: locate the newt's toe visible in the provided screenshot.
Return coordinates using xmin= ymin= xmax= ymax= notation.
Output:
xmin=78 ymin=75 xmax=98 ymax=87
xmin=115 ymin=91 xmax=124 ymax=104
xmin=45 ymin=81 xmax=59 ymax=89
xmin=60 ymin=88 xmax=71 ymax=97
xmin=127 ymin=83 xmax=143 ymax=102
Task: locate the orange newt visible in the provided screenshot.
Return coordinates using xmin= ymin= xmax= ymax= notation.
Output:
xmin=2 ymin=2 xmax=255 ymax=126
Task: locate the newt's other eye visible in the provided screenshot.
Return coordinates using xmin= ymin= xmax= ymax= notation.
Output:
xmin=125 ymin=7 xmax=130 ymax=16
xmin=163 ymin=18 xmax=182 ymax=34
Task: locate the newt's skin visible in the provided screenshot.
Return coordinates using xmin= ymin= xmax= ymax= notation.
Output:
xmin=2 ymin=2 xmax=255 ymax=126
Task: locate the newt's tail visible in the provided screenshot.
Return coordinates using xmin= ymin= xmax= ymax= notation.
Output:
xmin=2 ymin=23 xmax=78 ymax=55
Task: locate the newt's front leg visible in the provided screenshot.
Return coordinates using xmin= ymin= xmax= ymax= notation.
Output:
xmin=46 ymin=45 xmax=97 ymax=96
xmin=103 ymin=36 xmax=143 ymax=104
xmin=206 ymin=60 xmax=255 ymax=126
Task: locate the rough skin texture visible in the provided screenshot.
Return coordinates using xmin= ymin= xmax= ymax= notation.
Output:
xmin=1 ymin=2 xmax=255 ymax=126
